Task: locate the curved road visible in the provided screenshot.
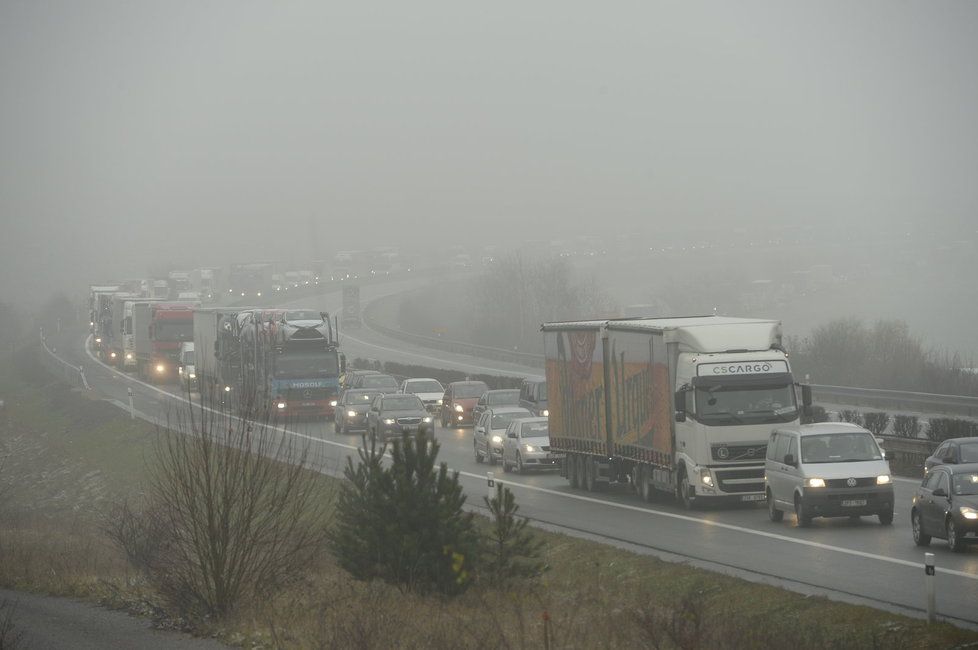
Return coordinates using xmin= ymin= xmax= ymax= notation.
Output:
xmin=58 ymin=279 xmax=978 ymax=628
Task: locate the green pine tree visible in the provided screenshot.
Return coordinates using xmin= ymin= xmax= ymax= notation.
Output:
xmin=329 ymin=431 xmax=478 ymax=595
xmin=482 ymin=483 xmax=547 ymax=585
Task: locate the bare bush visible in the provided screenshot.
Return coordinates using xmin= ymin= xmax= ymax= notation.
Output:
xmin=862 ymin=412 xmax=891 ymax=436
xmin=107 ymin=389 xmax=334 ymax=619
xmin=838 ymin=409 xmax=863 ymax=425
xmin=893 ymin=415 xmax=922 ymax=439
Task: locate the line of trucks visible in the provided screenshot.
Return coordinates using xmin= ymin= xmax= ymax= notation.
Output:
xmin=543 ymin=316 xmax=813 ymax=507
xmin=89 ymin=284 xmax=346 ymax=418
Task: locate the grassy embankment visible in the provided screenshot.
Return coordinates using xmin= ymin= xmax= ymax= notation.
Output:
xmin=0 ymin=342 xmax=976 ymax=648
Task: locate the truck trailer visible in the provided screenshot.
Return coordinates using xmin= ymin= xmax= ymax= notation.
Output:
xmin=542 ymin=316 xmax=810 ymax=508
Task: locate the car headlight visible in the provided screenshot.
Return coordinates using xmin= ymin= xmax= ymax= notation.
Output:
xmin=110 ymin=352 xmax=117 ymax=359
xmin=178 ymin=366 xmax=183 ymax=374
xmin=384 ymin=418 xmax=396 ymax=425
xmin=524 ymin=444 xmax=535 ymax=452
xmin=806 ymin=478 xmax=825 ymax=488
xmin=437 ymin=399 xmax=443 ymax=405
xmin=491 ymin=435 xmax=503 ymax=444
xmin=959 ymin=507 xmax=978 ymax=520
xmin=454 ymin=404 xmax=464 ymax=412
xmin=125 ymin=353 xmax=133 ymax=360
xmin=277 ymin=402 xmax=286 ymax=409
xmin=700 ymin=468 xmax=714 ymax=487
xmin=188 ymin=373 xmax=195 ymax=379
xmin=347 ymin=410 xmax=357 ymax=418
xmin=423 ymin=416 xmax=432 ymax=423
xmin=95 ymin=337 xmax=102 ymax=343
xmin=542 ymin=409 xmax=549 ymax=417
xmin=330 ymin=400 xmax=338 ymax=407
xmin=155 ymin=364 xmax=166 ymax=373
xmin=224 ymin=385 xmax=231 ymax=392
xmin=876 ymin=475 xmax=891 ymax=485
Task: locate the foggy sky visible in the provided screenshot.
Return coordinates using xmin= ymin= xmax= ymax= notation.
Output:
xmin=2 ymin=1 xmax=977 ymax=306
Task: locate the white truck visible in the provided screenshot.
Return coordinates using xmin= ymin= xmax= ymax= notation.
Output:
xmin=543 ymin=316 xmax=811 ymax=508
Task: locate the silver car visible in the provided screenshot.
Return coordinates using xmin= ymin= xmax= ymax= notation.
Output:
xmin=502 ymin=417 xmax=561 ymax=473
xmin=473 ymin=406 xmax=532 ymax=465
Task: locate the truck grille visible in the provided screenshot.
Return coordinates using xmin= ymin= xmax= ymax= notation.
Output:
xmin=285 ymin=388 xmax=332 ymax=401
xmin=711 ymin=443 xmax=767 ymax=462
xmin=716 ymin=468 xmax=765 ymax=494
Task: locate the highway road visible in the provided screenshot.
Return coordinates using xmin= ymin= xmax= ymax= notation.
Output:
xmin=54 ymin=279 xmax=978 ymax=628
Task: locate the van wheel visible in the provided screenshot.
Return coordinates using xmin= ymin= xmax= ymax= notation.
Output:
xmin=502 ymin=458 xmax=511 ymax=473
xmin=568 ymin=454 xmax=580 ymax=489
xmin=767 ymin=490 xmax=783 ymax=522
xmin=878 ymin=509 xmax=893 ymax=526
xmin=677 ymin=468 xmax=695 ymax=510
xmin=795 ymin=496 xmax=812 ymax=527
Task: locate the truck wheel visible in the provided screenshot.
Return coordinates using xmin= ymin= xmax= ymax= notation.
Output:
xmin=677 ymin=468 xmax=695 ymax=510
xmin=568 ymin=454 xmax=580 ymax=488
xmin=767 ymin=489 xmax=783 ymax=522
xmin=583 ymin=456 xmax=596 ymax=492
xmin=640 ymin=467 xmax=655 ymax=503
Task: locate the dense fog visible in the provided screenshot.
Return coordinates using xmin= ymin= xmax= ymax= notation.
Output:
xmin=2 ymin=1 xmax=977 ymax=351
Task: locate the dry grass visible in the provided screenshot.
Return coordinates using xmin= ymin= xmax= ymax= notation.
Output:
xmin=2 ymin=344 xmax=977 ymax=648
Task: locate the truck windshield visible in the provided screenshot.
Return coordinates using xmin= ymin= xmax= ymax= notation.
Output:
xmin=695 ymin=383 xmax=797 ymax=426
xmin=155 ymin=322 xmax=193 ymax=342
xmin=274 ymin=352 xmax=339 ymax=378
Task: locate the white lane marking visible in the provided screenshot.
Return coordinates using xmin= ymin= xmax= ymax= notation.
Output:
xmin=84 ymin=336 xmax=976 ymax=582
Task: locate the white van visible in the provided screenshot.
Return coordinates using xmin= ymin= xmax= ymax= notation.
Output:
xmin=765 ymin=423 xmax=894 ymax=526
xmin=178 ymin=342 xmax=196 ymax=391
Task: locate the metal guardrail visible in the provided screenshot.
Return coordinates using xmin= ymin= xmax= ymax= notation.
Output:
xmin=361 ymin=293 xmax=978 ymax=416
xmin=877 ymin=435 xmax=936 ymax=472
xmin=38 ymin=331 xmax=90 ymax=390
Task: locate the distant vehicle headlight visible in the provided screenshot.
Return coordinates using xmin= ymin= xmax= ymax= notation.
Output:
xmin=524 ymin=444 xmax=535 ymax=452
xmin=95 ymin=337 xmax=102 ymax=343
xmin=110 ymin=352 xmax=117 ymax=359
xmin=491 ymin=435 xmax=503 ymax=444
xmin=437 ymin=399 xmax=443 ymax=405
xmin=700 ymin=468 xmax=714 ymax=487
xmin=125 ymin=353 xmax=133 ymax=360
xmin=224 ymin=385 xmax=231 ymax=392
xmin=384 ymin=418 xmax=396 ymax=425
xmin=423 ymin=417 xmax=432 ymax=423
xmin=454 ymin=404 xmax=464 ymax=412
xmin=806 ymin=478 xmax=825 ymax=488
xmin=330 ymin=400 xmax=338 ymax=407
xmin=155 ymin=364 xmax=166 ymax=373
xmin=542 ymin=409 xmax=549 ymax=417
xmin=277 ymin=402 xmax=286 ymax=409
xmin=876 ymin=475 xmax=891 ymax=485
xmin=960 ymin=507 xmax=978 ymax=520
xmin=188 ymin=373 xmax=196 ymax=379
xmin=347 ymin=410 xmax=357 ymax=418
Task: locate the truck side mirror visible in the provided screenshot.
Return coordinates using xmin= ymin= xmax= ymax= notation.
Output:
xmin=801 ymin=384 xmax=813 ymax=416
xmin=674 ymin=389 xmax=687 ymax=422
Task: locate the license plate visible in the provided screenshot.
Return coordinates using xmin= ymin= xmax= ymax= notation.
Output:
xmin=741 ymin=494 xmax=766 ymax=502
xmin=842 ymin=499 xmax=867 ymax=507
xmin=402 ymin=426 xmax=416 ymax=432
xmin=302 ymin=402 xmax=316 ymax=406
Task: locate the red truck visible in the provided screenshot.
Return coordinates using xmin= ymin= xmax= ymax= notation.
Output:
xmin=132 ymin=301 xmax=197 ymax=382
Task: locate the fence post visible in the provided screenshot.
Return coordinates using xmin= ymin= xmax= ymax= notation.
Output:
xmin=925 ymin=552 xmax=936 ymax=623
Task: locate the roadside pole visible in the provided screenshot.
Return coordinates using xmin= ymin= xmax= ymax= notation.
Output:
xmin=128 ymin=387 xmax=135 ymax=420
xmin=925 ymin=552 xmax=936 ymax=623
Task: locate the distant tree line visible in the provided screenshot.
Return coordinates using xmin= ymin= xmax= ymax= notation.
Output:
xmin=789 ymin=318 xmax=978 ymax=395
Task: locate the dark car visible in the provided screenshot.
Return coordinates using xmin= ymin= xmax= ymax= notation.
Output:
xmin=352 ymin=373 xmax=400 ymax=392
xmin=341 ymin=369 xmax=380 ymax=389
xmin=519 ymin=378 xmax=549 ymax=417
xmin=911 ymin=463 xmax=978 ymax=552
xmin=366 ymin=393 xmax=433 ymax=442
xmin=334 ymin=389 xmax=383 ymax=434
xmin=924 ymin=437 xmax=978 ymax=472
xmin=441 ymin=381 xmax=489 ymax=428
xmin=472 ymin=389 xmax=521 ymax=426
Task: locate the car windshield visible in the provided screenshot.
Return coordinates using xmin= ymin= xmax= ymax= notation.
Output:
xmin=521 ymin=422 xmax=549 ymax=437
xmin=695 ymin=383 xmax=798 ymax=426
xmin=406 ymin=380 xmax=444 ymax=393
xmin=344 ymin=390 xmax=381 ymax=404
xmin=274 ymin=352 xmax=339 ymax=378
xmin=383 ymin=396 xmax=423 ymax=411
xmin=491 ymin=411 xmax=530 ymax=429
xmin=454 ymin=383 xmax=488 ymax=398
xmin=960 ymin=443 xmax=978 ymax=463
xmin=285 ymin=310 xmax=322 ymax=321
xmin=952 ymin=473 xmax=978 ymax=496
xmin=488 ymin=390 xmax=520 ymax=406
xmin=801 ymin=432 xmax=882 ymax=463
xmin=361 ymin=375 xmax=399 ymax=389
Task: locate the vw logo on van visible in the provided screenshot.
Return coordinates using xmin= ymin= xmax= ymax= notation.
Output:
xmin=846 ymin=477 xmax=857 ymax=487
